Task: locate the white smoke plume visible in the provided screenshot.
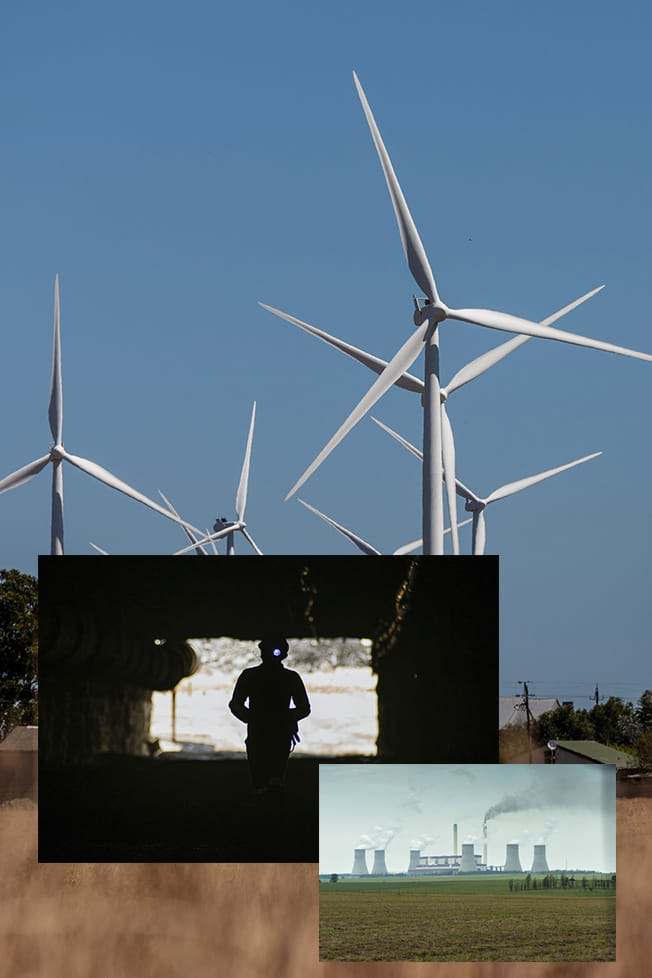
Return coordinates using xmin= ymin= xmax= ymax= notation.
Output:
xmin=400 ymin=787 xmax=423 ymax=813
xmin=536 ymin=817 xmax=559 ymax=844
xmin=358 ymin=823 xmax=401 ymax=851
xmin=409 ymin=833 xmax=433 ymax=850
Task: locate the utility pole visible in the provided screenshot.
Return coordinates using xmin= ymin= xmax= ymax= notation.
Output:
xmin=594 ymin=684 xmax=599 ymax=706
xmin=519 ymin=681 xmax=533 ymax=763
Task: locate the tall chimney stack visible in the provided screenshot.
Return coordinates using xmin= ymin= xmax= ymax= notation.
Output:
xmin=531 ymin=844 xmax=549 ymax=873
xmin=453 ymin=823 xmax=458 ymax=856
xmin=371 ymin=849 xmax=388 ymax=875
xmin=483 ymin=822 xmax=488 ymax=867
xmin=459 ymin=843 xmax=476 ymax=873
xmin=504 ymin=843 xmax=523 ymax=873
xmin=408 ymin=849 xmax=421 ymax=872
xmin=352 ymin=848 xmax=369 ymax=875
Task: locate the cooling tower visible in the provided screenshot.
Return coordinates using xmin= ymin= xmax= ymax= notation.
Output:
xmin=352 ymin=848 xmax=369 ymax=875
xmin=504 ymin=843 xmax=523 ymax=872
xmin=453 ymin=823 xmax=458 ymax=856
xmin=459 ymin=843 xmax=476 ymax=873
xmin=371 ymin=849 xmax=388 ymax=875
xmin=408 ymin=849 xmax=421 ymax=872
xmin=531 ymin=844 xmax=549 ymax=873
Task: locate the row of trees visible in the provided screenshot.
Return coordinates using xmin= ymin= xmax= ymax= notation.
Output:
xmin=537 ymin=694 xmax=652 ymax=749
xmin=0 ymin=570 xmax=38 ymax=742
xmin=500 ymin=692 xmax=652 ymax=765
xmin=509 ymin=874 xmax=616 ymax=892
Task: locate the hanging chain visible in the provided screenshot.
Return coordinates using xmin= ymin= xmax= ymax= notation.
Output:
xmin=299 ymin=564 xmax=319 ymax=641
xmin=372 ymin=559 xmax=419 ymax=669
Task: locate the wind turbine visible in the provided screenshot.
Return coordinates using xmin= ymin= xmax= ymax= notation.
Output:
xmin=0 ymin=276 xmax=203 ymax=554
xmin=260 ymin=285 xmax=601 ymax=554
xmin=457 ymin=455 xmax=602 ymax=555
xmin=372 ymin=417 xmax=601 ymax=555
xmin=174 ymin=402 xmax=264 ymax=555
xmin=297 ymin=498 xmax=472 ymax=555
xmin=267 ymin=72 xmax=652 ymax=555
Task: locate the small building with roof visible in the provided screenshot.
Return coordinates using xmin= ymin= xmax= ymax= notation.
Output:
xmin=506 ymin=739 xmax=638 ymax=768
xmin=499 ymin=696 xmax=561 ymax=729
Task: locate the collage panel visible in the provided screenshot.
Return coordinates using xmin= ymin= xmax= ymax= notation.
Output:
xmin=37 ymin=555 xmax=497 ymax=863
xmin=319 ymin=763 xmax=617 ymax=962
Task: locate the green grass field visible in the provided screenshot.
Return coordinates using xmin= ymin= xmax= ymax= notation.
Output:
xmin=319 ymin=875 xmax=616 ymax=961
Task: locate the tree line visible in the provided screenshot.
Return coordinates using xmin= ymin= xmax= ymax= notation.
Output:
xmin=0 ymin=570 xmax=37 ymax=742
xmin=509 ymin=873 xmax=616 ymax=892
xmin=500 ymin=692 xmax=652 ymax=765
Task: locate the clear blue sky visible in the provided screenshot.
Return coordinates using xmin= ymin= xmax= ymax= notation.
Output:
xmin=1 ymin=2 xmax=650 ymax=698
xmin=319 ymin=765 xmax=616 ymax=873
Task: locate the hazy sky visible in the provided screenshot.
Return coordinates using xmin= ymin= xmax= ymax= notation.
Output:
xmin=1 ymin=3 xmax=651 ymax=697
xmin=319 ymin=764 xmax=616 ymax=874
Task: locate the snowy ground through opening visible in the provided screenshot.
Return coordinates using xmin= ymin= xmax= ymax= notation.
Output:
xmin=151 ymin=637 xmax=377 ymax=756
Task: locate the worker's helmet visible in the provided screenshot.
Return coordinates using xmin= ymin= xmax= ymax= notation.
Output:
xmin=258 ymin=637 xmax=289 ymax=660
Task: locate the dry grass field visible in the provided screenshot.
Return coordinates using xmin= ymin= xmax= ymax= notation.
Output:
xmin=0 ymin=797 xmax=649 ymax=977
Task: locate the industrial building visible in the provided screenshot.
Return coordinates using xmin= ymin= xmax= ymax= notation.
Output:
xmin=408 ymin=848 xmax=484 ymax=875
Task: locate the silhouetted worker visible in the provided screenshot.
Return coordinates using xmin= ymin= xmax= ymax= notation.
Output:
xmin=229 ymin=637 xmax=310 ymax=793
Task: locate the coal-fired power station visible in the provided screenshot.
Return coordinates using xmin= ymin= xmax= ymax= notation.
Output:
xmin=347 ymin=827 xmax=554 ymax=879
xmin=352 ymin=848 xmax=369 ymax=875
xmin=531 ymin=844 xmax=549 ymax=873
xmin=371 ymin=849 xmax=388 ymax=875
xmin=504 ymin=843 xmax=523 ymax=873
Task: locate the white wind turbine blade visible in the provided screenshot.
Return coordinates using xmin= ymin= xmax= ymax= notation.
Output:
xmin=298 ymin=499 xmax=381 ymax=555
xmin=371 ymin=417 xmax=483 ymax=505
xmin=51 ymin=460 xmax=64 ymax=555
xmin=48 ymin=274 xmax=63 ymax=445
xmin=259 ymin=304 xmax=423 ymax=394
xmin=285 ymin=321 xmax=430 ymax=500
xmin=0 ymin=455 xmax=51 ymax=494
xmin=89 ymin=542 xmax=109 ymax=555
xmin=371 ymin=416 xmax=424 ymax=462
xmin=443 ymin=335 xmax=530 ymax=398
xmin=392 ymin=539 xmax=422 ymax=555
xmin=240 ymin=526 xmax=264 ymax=555
xmin=442 ymin=286 xmax=604 ymax=397
xmin=205 ymin=528 xmax=219 ymax=555
xmin=446 ymin=304 xmax=652 ymax=363
xmin=472 ymin=510 xmax=487 ymax=556
xmin=235 ymin=402 xmax=256 ymax=522
xmin=159 ymin=490 xmax=207 ymax=555
xmin=486 ymin=452 xmax=602 ymax=505
xmin=59 ymin=449 xmax=204 ymax=535
xmin=455 ymin=478 xmax=482 ymax=505
xmin=440 ymin=402 xmax=459 ymax=555
xmin=174 ymin=522 xmax=244 ymax=555
xmin=353 ymin=72 xmax=439 ymax=303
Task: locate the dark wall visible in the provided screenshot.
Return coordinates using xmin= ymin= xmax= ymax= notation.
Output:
xmin=39 ymin=680 xmax=153 ymax=766
xmin=375 ymin=558 xmax=498 ymax=761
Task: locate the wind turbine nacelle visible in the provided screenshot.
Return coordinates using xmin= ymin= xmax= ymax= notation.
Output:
xmin=413 ymin=298 xmax=447 ymax=327
xmin=464 ymin=498 xmax=485 ymax=513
